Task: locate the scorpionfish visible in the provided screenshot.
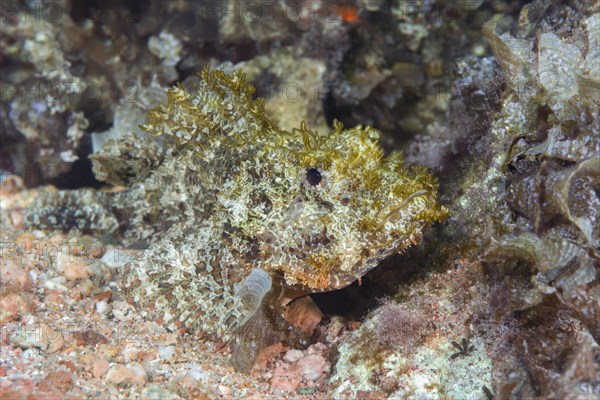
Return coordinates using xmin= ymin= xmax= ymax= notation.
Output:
xmin=27 ymin=67 xmax=448 ymax=371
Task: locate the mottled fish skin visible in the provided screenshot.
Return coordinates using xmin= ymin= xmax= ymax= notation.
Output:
xmin=27 ymin=67 xmax=448 ymax=371
xmin=121 ymin=221 xmax=253 ymax=340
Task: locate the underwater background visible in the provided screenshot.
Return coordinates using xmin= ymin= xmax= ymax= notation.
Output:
xmin=0 ymin=1 xmax=598 ymax=398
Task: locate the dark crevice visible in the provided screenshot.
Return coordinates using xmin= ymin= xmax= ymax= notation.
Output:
xmin=310 ymin=254 xmax=421 ymax=320
xmin=48 ymin=156 xmax=103 ymax=189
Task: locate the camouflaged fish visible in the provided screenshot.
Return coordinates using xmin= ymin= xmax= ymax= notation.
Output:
xmin=27 ymin=67 xmax=447 ymax=371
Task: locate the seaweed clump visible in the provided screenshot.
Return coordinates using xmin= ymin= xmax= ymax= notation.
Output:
xmin=437 ymin=3 xmax=599 ymax=398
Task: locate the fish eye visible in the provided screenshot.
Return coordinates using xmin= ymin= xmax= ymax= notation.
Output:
xmin=306 ymin=168 xmax=322 ymax=186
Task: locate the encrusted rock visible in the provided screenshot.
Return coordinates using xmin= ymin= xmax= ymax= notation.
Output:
xmin=105 ymin=363 xmax=148 ymax=386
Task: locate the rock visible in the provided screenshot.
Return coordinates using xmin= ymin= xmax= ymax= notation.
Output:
xmin=44 ymin=291 xmax=67 ymax=310
xmin=187 ymin=365 xmax=208 ymax=381
xmin=0 ymin=290 xmax=32 ymax=325
xmin=0 ymin=388 xmax=24 ymax=400
xmin=28 ymin=390 xmax=64 ymax=400
xmin=105 ymin=364 xmax=127 ymax=385
xmin=6 ymin=207 xmax=25 ymax=228
xmin=9 ymin=323 xmax=64 ymax=353
xmin=270 ymin=365 xmax=302 ymax=392
xmin=254 ymin=342 xmax=285 ymax=370
xmin=15 ymin=232 xmax=36 ymax=252
xmin=78 ymin=353 xmax=95 ymax=367
xmin=46 ymin=335 xmax=65 ymax=354
xmin=295 ymin=354 xmax=329 ymax=381
xmin=72 ymin=330 xmax=109 ymax=347
xmin=93 ymin=291 xmax=112 ymax=302
xmin=0 ymin=174 xmax=24 ymax=195
xmin=97 ymin=344 xmax=122 ymax=360
xmin=283 ymin=349 xmax=305 ymax=363
xmin=127 ymin=362 xmax=148 ymax=385
xmin=37 ymin=371 xmax=73 ymax=393
xmin=105 ymin=362 xmax=147 ymax=386
xmin=57 ymin=256 xmax=92 ymax=281
xmin=161 ymin=333 xmax=178 ymax=346
xmin=324 ymin=316 xmax=345 ymax=343
xmin=112 ymin=301 xmax=136 ymax=322
xmin=307 ymin=343 xmax=327 ymax=355
xmin=157 ymin=346 xmax=175 ymax=362
xmin=92 ymin=358 xmax=110 ymax=378
xmin=141 ymin=384 xmax=179 ymax=400
xmin=58 ymin=360 xmax=77 ymax=372
xmin=217 ymin=384 xmax=230 ymax=396
xmin=67 ymin=235 xmax=105 ymax=259
xmin=0 ymin=260 xmax=32 ymax=290
xmin=122 ymin=346 xmax=141 ymax=363
xmin=77 ymin=279 xmax=97 ymax=297
xmin=283 ymin=296 xmax=323 ymax=335
xmin=136 ymin=350 xmax=157 ymax=368
xmin=95 ymin=300 xmax=112 ymax=316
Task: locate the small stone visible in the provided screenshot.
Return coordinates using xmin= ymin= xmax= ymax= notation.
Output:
xmin=0 ymin=290 xmax=32 ymax=325
xmin=10 ymin=323 xmax=64 ymax=353
xmin=44 ymin=291 xmax=67 ymax=309
xmin=58 ymin=360 xmax=77 ymax=372
xmin=325 ymin=315 xmax=344 ymax=343
xmin=79 ymin=353 xmax=95 ymax=367
xmin=29 ymin=390 xmax=64 ymax=400
xmin=254 ymin=342 xmax=285 ymax=370
xmin=7 ymin=208 xmax=25 ymax=228
xmin=77 ymin=279 xmax=97 ymax=297
xmin=0 ymin=260 xmax=33 ymax=290
xmin=283 ymin=349 xmax=305 ymax=363
xmin=105 ymin=364 xmax=128 ymax=385
xmin=270 ymin=365 xmax=302 ymax=392
xmin=162 ymin=333 xmax=178 ymax=346
xmin=105 ymin=362 xmax=147 ymax=386
xmin=16 ymin=232 xmax=37 ymax=251
xmin=100 ymin=247 xmax=143 ymax=269
xmin=0 ymin=174 xmax=24 ymax=195
xmin=307 ymin=343 xmax=327 ymax=355
xmin=122 ymin=346 xmax=140 ymax=363
xmin=141 ymin=384 xmax=178 ymax=400
xmin=68 ymin=235 xmax=105 ymax=258
xmin=27 ymin=390 xmax=64 ymax=400
xmin=92 ymin=358 xmax=110 ymax=378
xmin=187 ymin=365 xmax=208 ymax=381
xmin=57 ymin=256 xmax=92 ymax=281
xmin=37 ymin=371 xmax=73 ymax=393
xmin=127 ymin=362 xmax=148 ymax=385
xmin=112 ymin=301 xmax=136 ymax=322
xmin=73 ymin=330 xmax=109 ymax=347
xmin=46 ymin=334 xmax=65 ymax=353
xmin=295 ymin=354 xmax=328 ymax=381
xmin=95 ymin=300 xmax=112 ymax=315
xmin=218 ymin=384 xmax=230 ymax=396
xmin=93 ymin=290 xmax=112 ymax=302
xmin=157 ymin=345 xmax=175 ymax=362
xmin=97 ymin=344 xmax=122 ymax=360
xmin=283 ymin=296 xmax=323 ymax=335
